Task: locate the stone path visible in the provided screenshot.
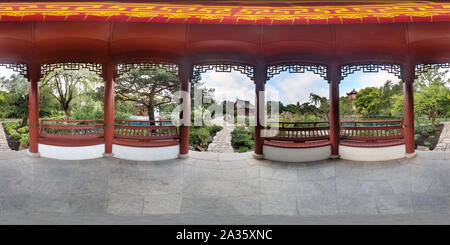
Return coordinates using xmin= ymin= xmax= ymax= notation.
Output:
xmin=0 ymin=150 xmax=449 ymax=224
xmin=0 ymin=122 xmax=11 ymax=151
xmin=433 ymin=122 xmax=450 ymax=151
xmin=207 ymin=117 xmax=235 ymax=153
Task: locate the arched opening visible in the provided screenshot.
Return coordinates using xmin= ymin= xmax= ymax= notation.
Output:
xmin=262 ymin=64 xmax=331 ymax=162
xmin=191 ymin=63 xmax=255 ymax=153
xmin=0 ymin=64 xmax=28 ymax=151
xmin=338 ymin=64 xmax=405 ymax=161
xmin=111 ymin=62 xmax=181 ymax=161
xmin=37 ymin=62 xmax=105 ymax=159
xmin=414 ymin=63 xmax=450 ymax=151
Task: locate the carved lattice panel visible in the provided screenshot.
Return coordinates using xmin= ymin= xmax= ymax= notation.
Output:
xmin=415 ymin=63 xmax=450 ymax=78
xmin=266 ymin=64 xmax=328 ymax=81
xmin=117 ymin=63 xmax=179 ymax=77
xmin=192 ymin=63 xmax=254 ymax=82
xmin=0 ymin=63 xmax=27 ymax=77
xmin=341 ymin=64 xmax=402 ymax=80
xmin=41 ymin=63 xmax=103 ymax=78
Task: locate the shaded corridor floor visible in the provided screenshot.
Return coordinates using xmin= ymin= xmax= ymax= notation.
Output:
xmin=0 ymin=150 xmax=449 ymax=224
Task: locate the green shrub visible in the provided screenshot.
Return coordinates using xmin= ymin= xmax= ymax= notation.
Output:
xmin=9 ymin=129 xmax=20 ymax=140
xmin=414 ymin=134 xmax=420 ymax=140
xmin=429 ymin=135 xmax=435 ymax=139
xmin=424 ymin=141 xmax=431 ymax=146
xmin=206 ymin=124 xmax=223 ymax=134
xmin=189 ymin=127 xmax=210 ymax=147
xmin=231 ymin=126 xmax=254 ymax=152
xmin=17 ymin=126 xmax=29 ymax=133
xmin=19 ymin=134 xmax=29 ymax=146
xmin=237 ymin=146 xmax=249 ymax=153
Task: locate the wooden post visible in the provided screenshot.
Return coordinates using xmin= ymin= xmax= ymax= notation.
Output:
xmin=402 ymin=63 xmax=415 ymax=156
xmin=328 ymin=62 xmax=340 ymax=157
xmin=178 ymin=59 xmax=192 ymax=158
xmin=103 ymin=62 xmax=116 ymax=156
xmin=28 ymin=63 xmax=40 ymax=156
xmin=254 ymin=61 xmax=265 ymax=159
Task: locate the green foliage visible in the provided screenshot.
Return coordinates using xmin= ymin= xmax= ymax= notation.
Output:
xmin=17 ymin=126 xmax=29 ymax=134
xmin=231 ymin=126 xmax=254 ymax=152
xmin=116 ymin=68 xmax=179 ymax=121
xmin=71 ymin=103 xmax=104 ymax=120
xmin=9 ymin=129 xmax=20 ymax=140
xmin=354 ymin=87 xmax=382 ymax=116
xmin=414 ymin=85 xmax=450 ymax=125
xmin=19 ymin=134 xmax=29 ymax=146
xmin=189 ymin=124 xmax=223 ymax=150
xmin=424 ymin=141 xmax=431 ymax=146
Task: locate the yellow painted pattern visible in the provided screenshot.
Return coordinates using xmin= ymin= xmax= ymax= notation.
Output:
xmin=0 ymin=1 xmax=447 ymax=23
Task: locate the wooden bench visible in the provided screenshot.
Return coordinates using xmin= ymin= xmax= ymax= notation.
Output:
xmin=340 ymin=121 xmax=404 ymax=148
xmin=263 ymin=123 xmax=330 ymax=149
xmin=113 ymin=124 xmax=179 ymax=148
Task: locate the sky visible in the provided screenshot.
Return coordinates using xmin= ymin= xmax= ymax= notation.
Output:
xmin=1 ymin=66 xmax=448 ymax=105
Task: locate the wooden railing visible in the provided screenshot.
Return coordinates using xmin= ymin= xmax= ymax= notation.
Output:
xmin=39 ymin=119 xmax=104 ymax=140
xmin=114 ymin=119 xmax=176 ymax=126
xmin=114 ymin=124 xmax=179 ymax=141
xmin=264 ymin=121 xmax=330 ymax=142
xmin=340 ymin=120 xmax=404 ymax=142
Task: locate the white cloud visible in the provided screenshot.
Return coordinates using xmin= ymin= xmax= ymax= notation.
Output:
xmin=199 ymin=70 xmax=255 ymax=103
xmin=267 ymin=72 xmax=328 ymax=105
xmin=340 ymin=71 xmax=401 ymax=97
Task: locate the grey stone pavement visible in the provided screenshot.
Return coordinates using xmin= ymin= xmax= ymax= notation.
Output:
xmin=0 ymin=150 xmax=450 ymax=224
xmin=434 ymin=122 xmax=450 ymax=151
xmin=207 ymin=117 xmax=235 ymax=153
xmin=0 ymin=123 xmax=11 ymax=151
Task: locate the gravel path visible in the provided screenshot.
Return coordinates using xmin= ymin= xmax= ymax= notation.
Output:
xmin=207 ymin=117 xmax=235 ymax=153
xmin=0 ymin=122 xmax=11 ymax=151
xmin=433 ymin=122 xmax=450 ymax=151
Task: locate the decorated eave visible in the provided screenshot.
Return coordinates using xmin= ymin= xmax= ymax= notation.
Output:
xmin=0 ymin=1 xmax=449 ymax=25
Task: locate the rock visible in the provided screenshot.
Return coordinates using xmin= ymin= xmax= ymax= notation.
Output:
xmin=417 ymin=145 xmax=429 ymax=151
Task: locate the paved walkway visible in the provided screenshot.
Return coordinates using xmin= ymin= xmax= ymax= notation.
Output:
xmin=0 ymin=150 xmax=449 ymax=224
xmin=434 ymin=122 xmax=450 ymax=151
xmin=207 ymin=117 xmax=235 ymax=153
xmin=0 ymin=123 xmax=11 ymax=151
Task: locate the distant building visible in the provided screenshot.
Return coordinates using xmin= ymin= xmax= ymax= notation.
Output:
xmin=234 ymin=98 xmax=254 ymax=118
xmin=346 ymin=88 xmax=357 ymax=101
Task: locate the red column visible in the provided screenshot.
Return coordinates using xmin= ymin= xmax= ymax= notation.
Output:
xmin=178 ymin=59 xmax=192 ymax=157
xmin=402 ymin=63 xmax=415 ymax=156
xmin=28 ymin=63 xmax=40 ymax=156
xmin=254 ymin=62 xmax=265 ymax=158
xmin=328 ymin=63 xmax=340 ymax=157
xmin=103 ymin=62 xmax=116 ymax=155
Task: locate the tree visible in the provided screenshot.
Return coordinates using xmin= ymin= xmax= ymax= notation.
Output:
xmin=115 ymin=68 xmax=179 ymax=121
xmin=414 ymin=85 xmax=450 ymax=125
xmin=309 ymin=93 xmax=329 ymax=120
xmin=415 ymin=66 xmax=450 ymax=91
xmin=40 ymin=68 xmax=101 ymax=119
xmin=339 ymin=96 xmax=355 ymax=116
xmin=0 ymin=74 xmax=29 ymax=127
xmin=354 ymin=87 xmax=382 ymax=116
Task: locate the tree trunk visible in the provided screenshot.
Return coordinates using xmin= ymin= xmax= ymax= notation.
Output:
xmin=148 ymin=104 xmax=155 ymax=124
xmin=63 ymin=105 xmax=71 ymax=119
xmin=21 ymin=97 xmax=29 ymax=128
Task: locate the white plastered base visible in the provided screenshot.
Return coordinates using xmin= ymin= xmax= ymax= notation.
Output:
xmin=38 ymin=143 xmax=105 ymax=160
xmin=263 ymin=144 xmax=331 ymax=163
xmin=112 ymin=144 xmax=179 ymax=161
xmin=339 ymin=144 xmax=405 ymax=161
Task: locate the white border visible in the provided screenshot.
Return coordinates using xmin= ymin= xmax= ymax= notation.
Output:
xmin=263 ymin=144 xmax=331 ymax=162
xmin=38 ymin=143 xmax=105 ymax=160
xmin=339 ymin=144 xmax=405 ymax=161
xmin=112 ymin=144 xmax=179 ymax=161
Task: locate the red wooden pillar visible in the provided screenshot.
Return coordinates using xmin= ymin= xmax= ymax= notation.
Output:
xmin=254 ymin=61 xmax=265 ymax=159
xmin=178 ymin=59 xmax=192 ymax=158
xmin=103 ymin=62 xmax=116 ymax=156
xmin=28 ymin=63 xmax=40 ymax=156
xmin=328 ymin=62 xmax=340 ymax=157
xmin=402 ymin=63 xmax=415 ymax=156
